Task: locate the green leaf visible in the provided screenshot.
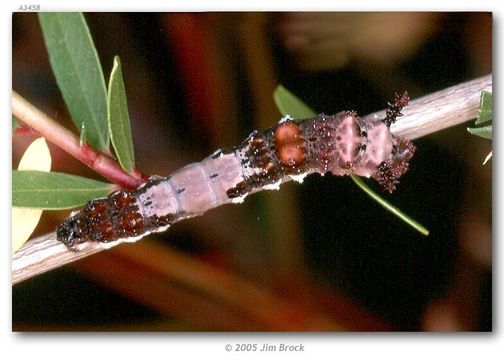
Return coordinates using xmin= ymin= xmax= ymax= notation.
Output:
xmin=467 ymin=124 xmax=492 ymax=139
xmin=468 ymin=91 xmax=492 ymax=141
xmin=107 ymin=56 xmax=136 ymax=174
xmin=274 ymin=85 xmax=317 ymax=118
xmin=38 ymin=12 xmax=109 ymax=151
xmin=476 ymin=90 xmax=492 ymax=125
xmin=350 ymin=176 xmax=429 ymax=236
xmin=273 ymin=84 xmax=429 ymax=236
xmin=13 ymin=170 xmax=114 ymax=210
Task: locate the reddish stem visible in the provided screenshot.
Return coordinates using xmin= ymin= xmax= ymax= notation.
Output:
xmin=12 ymin=91 xmax=144 ymax=190
xmin=13 ymin=124 xmax=40 ymax=136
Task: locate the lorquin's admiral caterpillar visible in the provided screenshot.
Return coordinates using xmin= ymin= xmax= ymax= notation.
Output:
xmin=57 ymin=92 xmax=414 ymax=250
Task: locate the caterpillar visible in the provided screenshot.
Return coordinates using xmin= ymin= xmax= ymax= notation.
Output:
xmin=56 ymin=92 xmax=414 ymax=250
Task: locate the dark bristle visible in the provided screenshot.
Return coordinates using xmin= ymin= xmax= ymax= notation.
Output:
xmin=383 ymin=91 xmax=409 ymax=127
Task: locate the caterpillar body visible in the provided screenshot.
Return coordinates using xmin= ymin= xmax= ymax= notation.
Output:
xmin=57 ymin=92 xmax=414 ymax=250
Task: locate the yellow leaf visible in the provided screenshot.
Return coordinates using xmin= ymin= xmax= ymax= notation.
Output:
xmin=17 ymin=138 xmax=52 ymax=171
xmin=12 ymin=138 xmax=52 ymax=254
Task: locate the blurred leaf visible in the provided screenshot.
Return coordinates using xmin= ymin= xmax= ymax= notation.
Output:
xmin=13 ymin=170 xmax=114 ymax=210
xmin=467 ymin=124 xmax=492 ymax=139
xmin=13 ymin=138 xmax=52 ymax=253
xmin=17 ymin=138 xmax=52 ymax=171
xmin=476 ymin=90 xmax=492 ymax=125
xmin=107 ymin=56 xmax=136 ymax=174
xmin=12 ymin=116 xmax=20 ymax=132
xmin=274 ymin=85 xmax=317 ymax=118
xmin=12 ymin=207 xmax=44 ymax=254
xmin=38 ymin=12 xmax=109 ymax=151
xmin=273 ymin=84 xmax=429 ymax=236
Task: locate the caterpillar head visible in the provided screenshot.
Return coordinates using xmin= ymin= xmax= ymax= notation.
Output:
xmin=56 ymin=214 xmax=83 ymax=250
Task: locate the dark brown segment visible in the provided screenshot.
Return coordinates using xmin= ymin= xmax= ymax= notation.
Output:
xmin=226 ymin=180 xmax=250 ymax=199
xmin=247 ymin=131 xmax=276 ymax=170
xmin=83 ymin=198 xmax=116 ymax=242
xmin=147 ymin=213 xmax=180 ymax=229
xmin=227 ymin=129 xmax=284 ymax=198
xmin=56 ymin=189 xmax=146 ymax=248
xmin=299 ymin=114 xmax=337 ymax=173
xmin=227 ymin=116 xmax=336 ymax=199
xmin=108 ymin=190 xmax=145 ymax=239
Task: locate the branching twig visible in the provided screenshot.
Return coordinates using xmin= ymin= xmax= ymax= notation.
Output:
xmin=11 ymin=74 xmax=492 ymax=284
xmin=12 ymin=91 xmax=144 ymax=190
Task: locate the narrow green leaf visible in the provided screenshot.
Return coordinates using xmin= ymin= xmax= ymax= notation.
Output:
xmin=273 ymin=84 xmax=429 ymax=236
xmin=476 ymin=90 xmax=492 ymax=125
xmin=107 ymin=56 xmax=136 ymax=174
xmin=38 ymin=13 xmax=109 ymax=151
xmin=350 ymin=176 xmax=429 ymax=236
xmin=274 ymin=85 xmax=317 ymax=118
xmin=13 ymin=170 xmax=114 ymax=209
xmin=467 ymin=124 xmax=492 ymax=139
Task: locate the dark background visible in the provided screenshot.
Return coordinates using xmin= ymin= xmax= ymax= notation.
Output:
xmin=12 ymin=12 xmax=492 ymax=331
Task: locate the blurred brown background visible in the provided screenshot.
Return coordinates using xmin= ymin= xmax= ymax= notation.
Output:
xmin=12 ymin=12 xmax=491 ymax=331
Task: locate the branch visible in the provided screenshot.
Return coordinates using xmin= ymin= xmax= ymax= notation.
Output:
xmin=12 ymin=91 xmax=143 ymax=190
xmin=12 ymin=232 xmax=103 ymax=284
xmin=364 ymin=74 xmax=492 ymax=140
xmin=12 ymin=74 xmax=492 ymax=284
